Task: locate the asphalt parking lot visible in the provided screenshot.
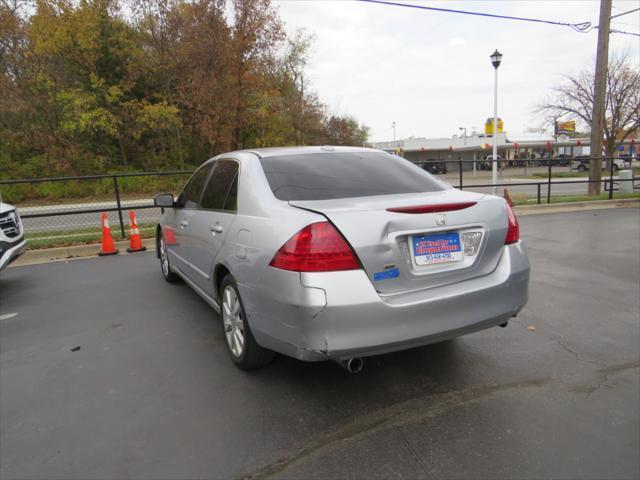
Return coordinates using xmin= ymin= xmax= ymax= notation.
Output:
xmin=1 ymin=208 xmax=639 ymax=480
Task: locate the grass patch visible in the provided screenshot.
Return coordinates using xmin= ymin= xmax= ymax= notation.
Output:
xmin=517 ymin=165 xmax=638 ymax=180
xmin=1 ymin=173 xmax=190 ymax=205
xmin=532 ymin=171 xmax=591 ymax=179
xmin=512 ymin=192 xmax=640 ymax=206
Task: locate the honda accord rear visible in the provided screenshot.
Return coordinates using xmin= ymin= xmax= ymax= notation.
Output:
xmin=155 ymin=146 xmax=529 ymax=370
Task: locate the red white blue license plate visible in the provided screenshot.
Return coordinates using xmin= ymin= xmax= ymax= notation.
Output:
xmin=412 ymin=232 xmax=462 ymax=266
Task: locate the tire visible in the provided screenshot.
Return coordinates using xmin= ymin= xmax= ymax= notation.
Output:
xmin=577 ymin=164 xmax=587 ymax=172
xmin=613 ymin=164 xmax=619 ymax=171
xmin=220 ymin=274 xmax=274 ymax=370
xmin=158 ymin=231 xmax=179 ymax=283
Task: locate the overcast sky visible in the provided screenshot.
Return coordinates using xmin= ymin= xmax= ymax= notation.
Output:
xmin=274 ymin=0 xmax=640 ymax=141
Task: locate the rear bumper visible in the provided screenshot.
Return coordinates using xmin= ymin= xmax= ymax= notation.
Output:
xmin=0 ymin=238 xmax=27 ymax=271
xmin=242 ymin=242 xmax=529 ymax=361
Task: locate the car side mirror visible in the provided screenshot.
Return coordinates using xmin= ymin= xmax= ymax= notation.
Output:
xmin=154 ymin=193 xmax=175 ymax=208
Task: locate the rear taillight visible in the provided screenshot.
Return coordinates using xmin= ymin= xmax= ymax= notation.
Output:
xmin=269 ymin=221 xmax=361 ymax=272
xmin=504 ymin=202 xmax=520 ymax=245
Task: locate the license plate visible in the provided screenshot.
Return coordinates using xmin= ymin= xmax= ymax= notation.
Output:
xmin=412 ymin=232 xmax=462 ymax=266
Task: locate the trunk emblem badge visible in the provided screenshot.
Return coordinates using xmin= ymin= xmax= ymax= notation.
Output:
xmin=435 ymin=214 xmax=447 ymax=226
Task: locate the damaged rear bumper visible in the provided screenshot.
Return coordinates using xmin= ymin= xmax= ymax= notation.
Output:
xmin=241 ymin=243 xmax=530 ymax=362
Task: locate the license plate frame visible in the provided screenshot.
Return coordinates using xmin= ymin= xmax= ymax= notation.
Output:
xmin=411 ymin=232 xmax=463 ymax=266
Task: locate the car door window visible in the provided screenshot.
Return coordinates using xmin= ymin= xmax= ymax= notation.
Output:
xmin=223 ymin=173 xmax=238 ymax=212
xmin=200 ymin=161 xmax=239 ymax=212
xmin=176 ymin=164 xmax=213 ymax=209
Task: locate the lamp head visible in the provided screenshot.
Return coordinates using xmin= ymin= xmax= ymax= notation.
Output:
xmin=490 ymin=49 xmax=503 ymax=69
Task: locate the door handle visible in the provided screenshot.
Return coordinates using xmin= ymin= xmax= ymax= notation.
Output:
xmin=210 ymin=225 xmax=224 ymax=234
xmin=180 ymin=220 xmax=189 ymax=229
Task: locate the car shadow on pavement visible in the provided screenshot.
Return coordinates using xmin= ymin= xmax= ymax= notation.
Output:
xmin=246 ymin=339 xmax=466 ymax=409
xmin=0 ymin=274 xmax=27 ymax=300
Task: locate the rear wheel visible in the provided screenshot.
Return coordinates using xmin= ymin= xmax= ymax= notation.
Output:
xmin=159 ymin=232 xmax=179 ymax=282
xmin=577 ymin=164 xmax=587 ymax=172
xmin=220 ymin=274 xmax=274 ymax=369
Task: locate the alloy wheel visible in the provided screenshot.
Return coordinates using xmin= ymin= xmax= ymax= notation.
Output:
xmin=160 ymin=236 xmax=169 ymax=276
xmin=222 ymin=285 xmax=245 ymax=358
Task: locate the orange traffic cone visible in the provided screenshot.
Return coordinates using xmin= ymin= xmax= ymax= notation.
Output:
xmin=126 ymin=210 xmax=146 ymax=253
xmin=98 ymin=213 xmax=119 ymax=256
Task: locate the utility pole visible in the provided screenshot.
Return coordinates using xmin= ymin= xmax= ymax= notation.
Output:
xmin=392 ymin=121 xmax=396 ymax=141
xmin=589 ymin=0 xmax=611 ymax=196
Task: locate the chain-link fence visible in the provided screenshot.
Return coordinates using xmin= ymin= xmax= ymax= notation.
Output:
xmin=0 ymin=171 xmax=193 ymax=249
xmin=0 ymin=158 xmax=637 ymax=250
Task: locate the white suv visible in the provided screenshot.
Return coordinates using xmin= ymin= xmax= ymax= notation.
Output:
xmin=0 ymin=200 xmax=26 ymax=271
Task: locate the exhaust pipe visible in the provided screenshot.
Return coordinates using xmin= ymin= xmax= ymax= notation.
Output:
xmin=338 ymin=357 xmax=364 ymax=374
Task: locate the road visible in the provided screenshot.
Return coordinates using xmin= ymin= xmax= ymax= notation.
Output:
xmin=1 ymin=208 xmax=639 ymax=479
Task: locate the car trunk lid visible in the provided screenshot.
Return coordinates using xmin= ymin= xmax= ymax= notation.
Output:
xmin=290 ymin=189 xmax=509 ymax=296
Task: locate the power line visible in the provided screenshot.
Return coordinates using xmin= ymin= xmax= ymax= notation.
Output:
xmin=610 ymin=7 xmax=640 ymax=20
xmin=609 ymin=28 xmax=640 ymax=36
xmin=612 ymin=20 xmax=640 ymax=28
xmin=357 ymin=0 xmax=640 ymax=37
xmin=357 ymin=0 xmax=592 ymax=32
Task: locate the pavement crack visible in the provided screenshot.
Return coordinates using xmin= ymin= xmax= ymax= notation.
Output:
xmin=238 ymin=415 xmax=397 ymax=480
xmin=582 ymin=360 xmax=638 ymax=398
xmin=396 ymin=427 xmax=434 ymax=480
xmin=236 ymin=360 xmax=639 ymax=480
xmin=512 ymin=318 xmax=605 ymax=368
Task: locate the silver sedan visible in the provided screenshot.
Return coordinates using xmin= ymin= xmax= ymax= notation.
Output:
xmin=154 ymin=147 xmax=529 ymax=372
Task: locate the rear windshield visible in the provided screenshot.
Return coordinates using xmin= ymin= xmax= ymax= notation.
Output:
xmin=260 ymin=152 xmax=446 ymax=201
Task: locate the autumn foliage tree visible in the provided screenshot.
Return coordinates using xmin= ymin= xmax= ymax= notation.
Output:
xmin=0 ymin=0 xmax=369 ymax=179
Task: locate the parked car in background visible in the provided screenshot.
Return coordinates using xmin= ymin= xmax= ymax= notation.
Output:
xmin=618 ymin=154 xmax=634 ymax=166
xmin=0 ymin=199 xmax=26 ymax=271
xmin=556 ymin=154 xmax=573 ymax=166
xmin=421 ymin=160 xmax=448 ymax=174
xmin=573 ymin=157 xmax=626 ymax=172
xmin=154 ymin=146 xmax=530 ymax=372
xmin=480 ymin=155 xmax=501 ymax=170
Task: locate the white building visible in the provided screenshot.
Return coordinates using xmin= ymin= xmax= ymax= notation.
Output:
xmin=370 ymin=132 xmax=592 ymax=166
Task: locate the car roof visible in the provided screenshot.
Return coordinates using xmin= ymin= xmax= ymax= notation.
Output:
xmin=236 ymin=145 xmax=377 ymax=159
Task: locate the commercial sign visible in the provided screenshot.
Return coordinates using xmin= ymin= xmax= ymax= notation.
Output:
xmin=555 ymin=120 xmax=576 ymax=134
xmin=484 ymin=117 xmax=504 ymax=135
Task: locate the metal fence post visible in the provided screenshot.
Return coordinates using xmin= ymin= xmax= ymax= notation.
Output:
xmin=547 ymin=159 xmax=552 ymax=204
xmin=459 ymin=159 xmax=463 ymax=190
xmin=609 ymin=158 xmax=614 ymax=200
xmin=537 ymin=183 xmax=541 ymax=204
xmin=113 ymin=175 xmax=125 ymax=238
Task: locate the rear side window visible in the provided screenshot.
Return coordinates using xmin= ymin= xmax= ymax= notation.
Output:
xmin=177 ymin=164 xmax=213 ymax=208
xmin=200 ymin=160 xmax=239 ymax=211
xmin=224 ymin=174 xmax=238 ymax=211
xmin=260 ymin=152 xmax=446 ymax=201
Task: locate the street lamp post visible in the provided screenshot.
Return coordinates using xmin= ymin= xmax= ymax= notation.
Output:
xmin=490 ymin=49 xmax=502 ymax=195
xmin=459 ymin=127 xmax=467 ymax=145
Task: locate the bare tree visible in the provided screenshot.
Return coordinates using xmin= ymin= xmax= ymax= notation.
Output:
xmin=538 ymin=51 xmax=639 ymax=193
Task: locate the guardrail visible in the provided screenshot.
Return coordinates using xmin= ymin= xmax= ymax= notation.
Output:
xmin=0 ymin=157 xmax=637 ymax=248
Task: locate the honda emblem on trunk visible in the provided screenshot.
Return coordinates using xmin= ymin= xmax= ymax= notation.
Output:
xmin=435 ymin=214 xmax=447 ymax=226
